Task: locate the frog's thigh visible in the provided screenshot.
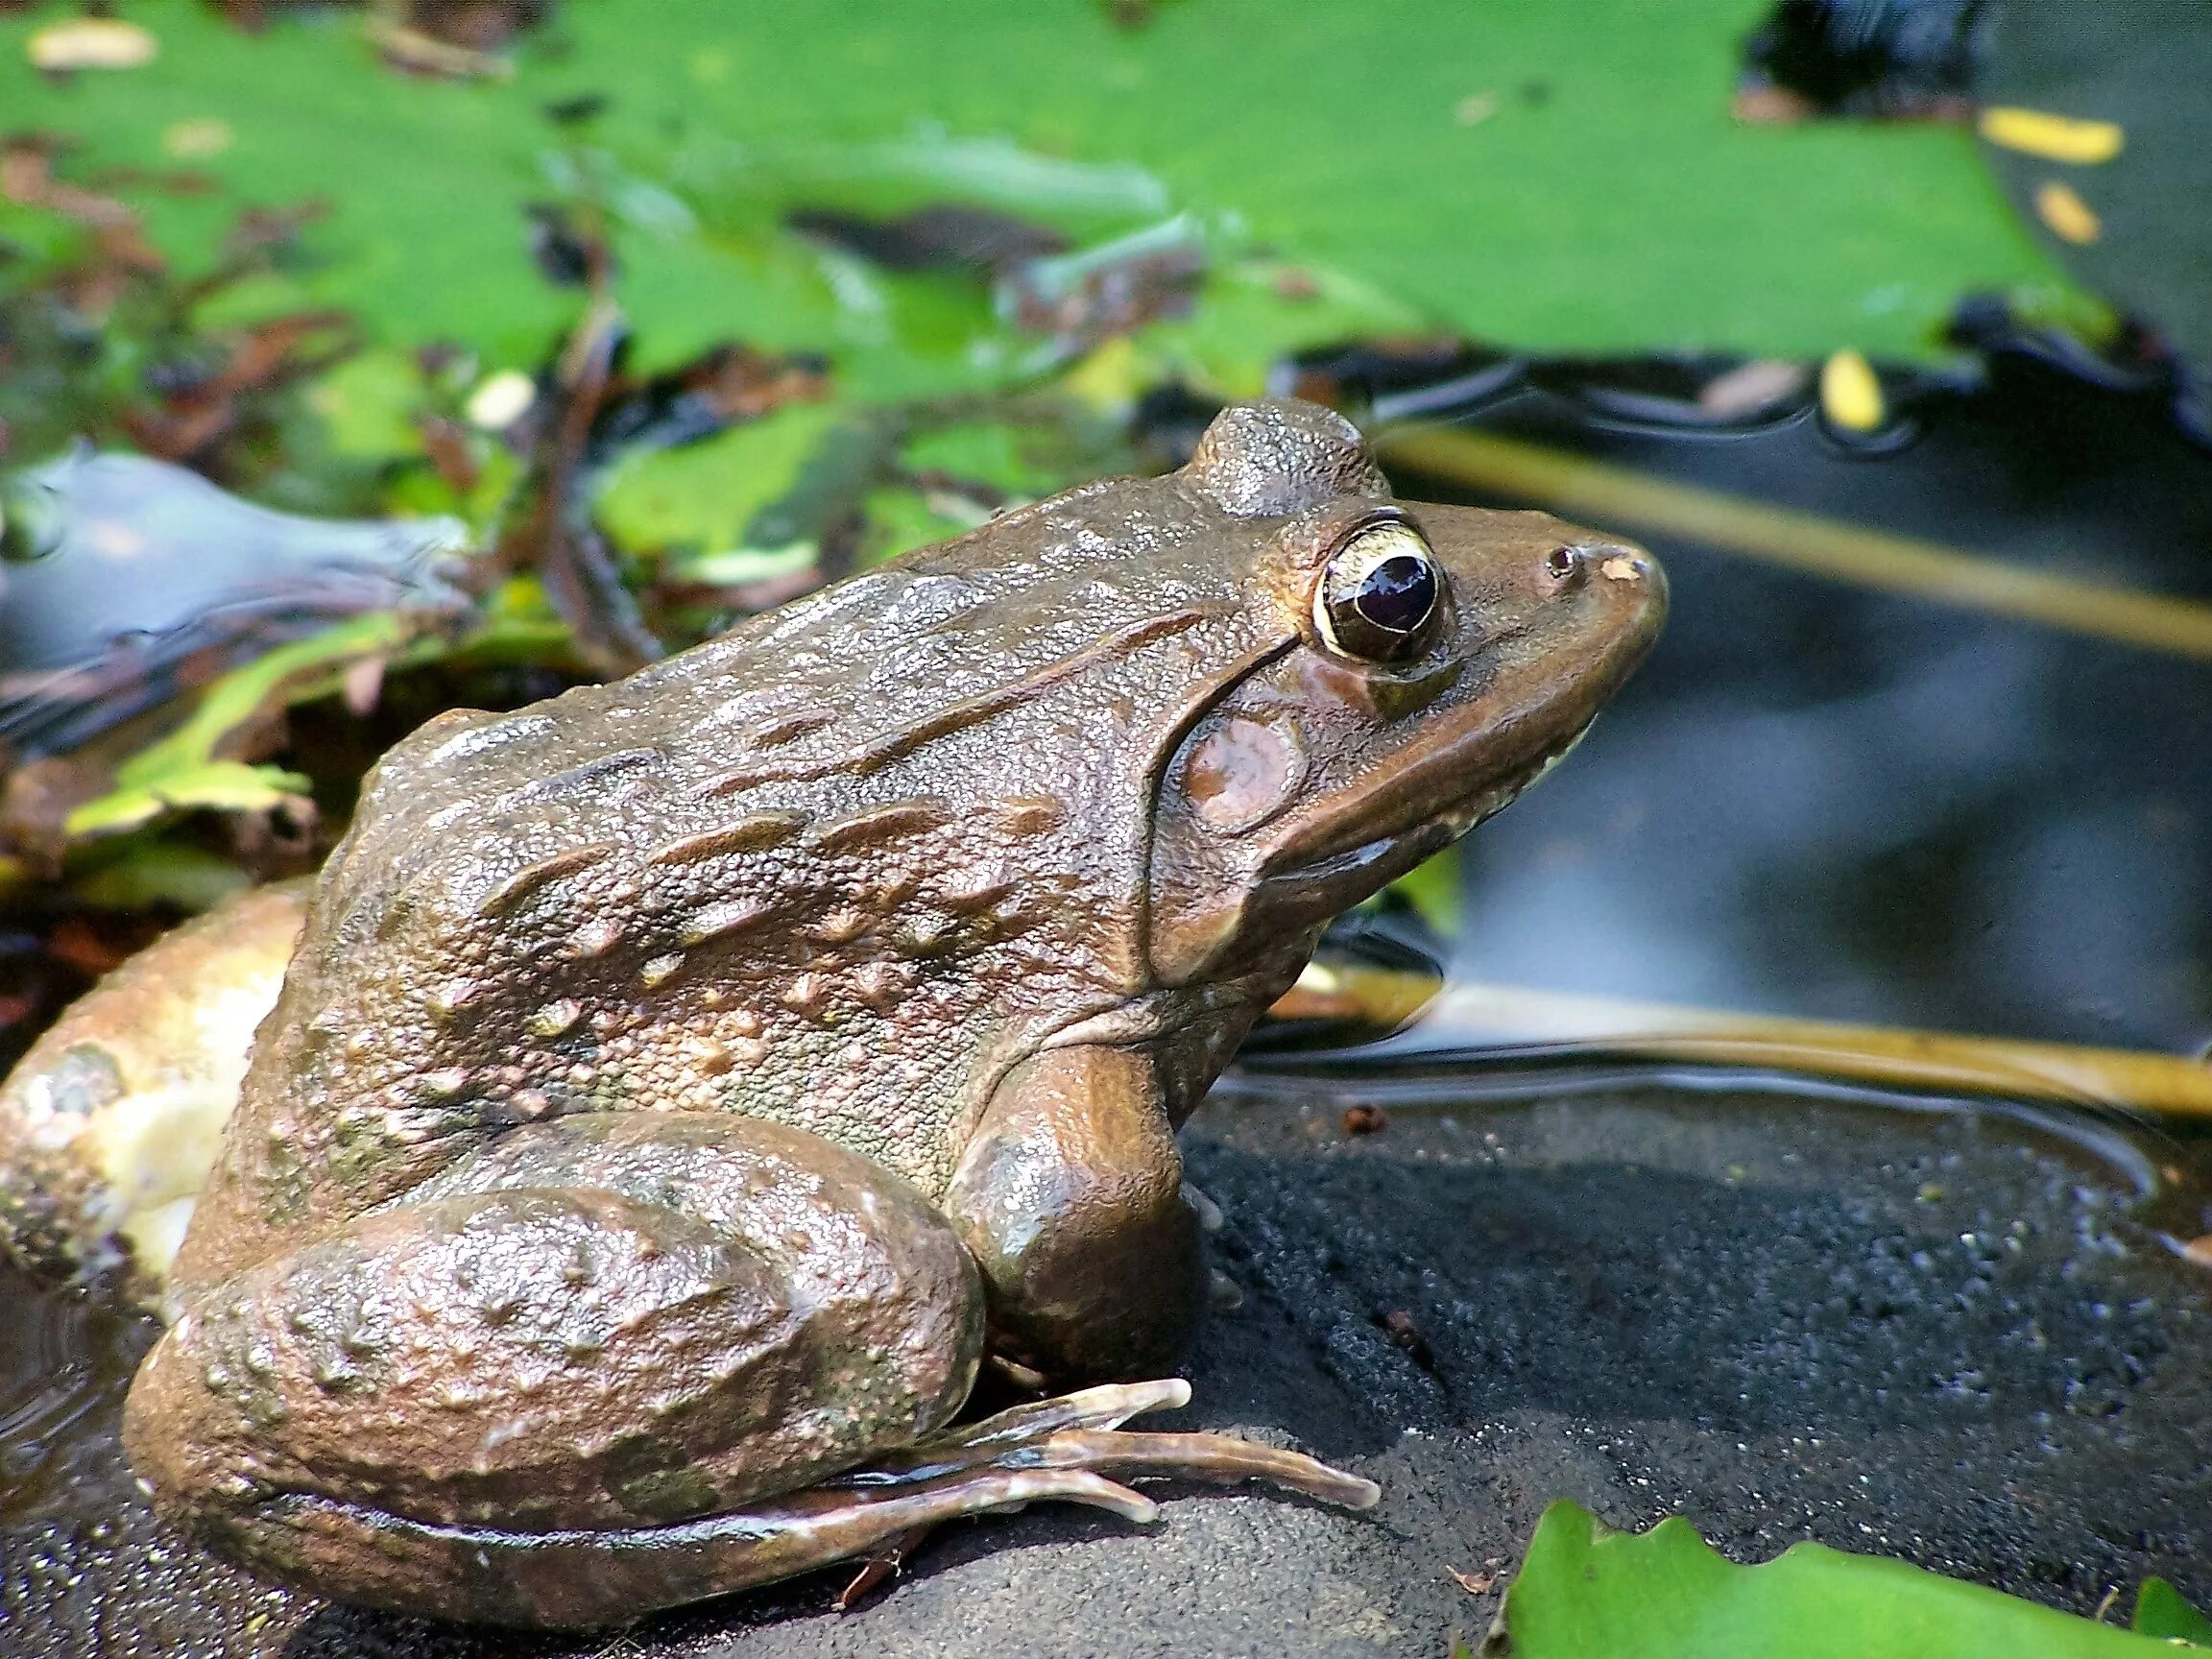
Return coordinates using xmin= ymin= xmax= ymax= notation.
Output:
xmin=943 ymin=1045 xmax=1205 ymax=1382
xmin=124 ymin=1115 xmax=983 ymax=1598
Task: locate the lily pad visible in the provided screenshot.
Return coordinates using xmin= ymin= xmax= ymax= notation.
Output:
xmin=2137 ymin=1578 xmax=2212 ymax=1647
xmin=593 ymin=401 xmax=844 ymax=570
xmin=1490 ymin=1502 xmax=2207 ymax=1659
xmin=0 ymin=0 xmax=2075 ymax=383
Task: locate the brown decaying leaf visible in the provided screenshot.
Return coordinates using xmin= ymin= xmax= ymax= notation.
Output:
xmin=2 ymin=140 xmax=349 ymax=490
xmin=407 ymin=0 xmax=553 ymax=53
xmin=0 ymin=135 xmax=165 ymax=303
xmin=658 ymin=343 xmax=834 ymax=429
xmin=492 ymin=226 xmax=832 ymax=666
xmin=997 ymin=225 xmax=1207 ymax=353
xmin=0 ymin=757 xmax=112 ymax=873
xmin=833 ymin=1523 xmax=934 ymax=1613
xmin=493 ymin=297 xmax=663 ymax=676
xmin=121 ymin=310 xmax=360 ymax=469
xmin=43 ymin=914 xmax=142 ymax=978
xmin=415 ymin=414 xmax=483 ymax=495
xmin=213 ymin=1 xmax=550 ymax=60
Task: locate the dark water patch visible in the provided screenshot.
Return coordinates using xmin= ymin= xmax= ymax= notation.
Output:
xmin=0 ymin=1268 xmax=152 ymax=1526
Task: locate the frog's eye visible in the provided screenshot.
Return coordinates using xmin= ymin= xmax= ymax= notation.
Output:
xmin=1313 ymin=518 xmax=1441 ymax=662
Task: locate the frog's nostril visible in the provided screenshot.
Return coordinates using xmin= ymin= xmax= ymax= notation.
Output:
xmin=1543 ymin=545 xmax=1585 ymax=590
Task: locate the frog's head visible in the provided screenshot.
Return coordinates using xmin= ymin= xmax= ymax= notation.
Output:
xmin=1143 ymin=399 xmax=1666 ymax=984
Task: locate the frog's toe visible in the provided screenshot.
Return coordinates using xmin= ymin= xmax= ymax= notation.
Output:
xmin=880 ymin=1378 xmax=1382 ymax=1511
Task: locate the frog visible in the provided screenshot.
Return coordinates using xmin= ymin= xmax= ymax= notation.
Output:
xmin=114 ymin=397 xmax=1666 ymax=1628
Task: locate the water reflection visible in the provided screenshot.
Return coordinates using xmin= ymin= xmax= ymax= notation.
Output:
xmin=0 ymin=1268 xmax=148 ymax=1525
xmin=1399 ymin=377 xmax=2212 ymax=1059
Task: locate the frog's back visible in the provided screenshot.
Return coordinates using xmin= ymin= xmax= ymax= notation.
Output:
xmin=178 ymin=470 xmax=1274 ymax=1286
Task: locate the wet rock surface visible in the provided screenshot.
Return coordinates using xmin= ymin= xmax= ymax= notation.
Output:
xmin=6 ymin=1070 xmax=2209 ymax=1657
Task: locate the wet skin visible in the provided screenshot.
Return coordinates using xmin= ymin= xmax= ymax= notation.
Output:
xmin=120 ymin=399 xmax=1665 ymax=1627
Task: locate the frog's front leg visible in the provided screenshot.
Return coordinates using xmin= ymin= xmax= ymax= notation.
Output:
xmin=943 ymin=1045 xmax=1206 ymax=1382
xmin=125 ymin=1111 xmax=1372 ymax=1628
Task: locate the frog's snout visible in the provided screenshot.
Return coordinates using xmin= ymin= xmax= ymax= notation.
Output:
xmin=1541 ymin=540 xmax=1660 ymax=591
xmin=1556 ymin=539 xmax=1668 ymax=642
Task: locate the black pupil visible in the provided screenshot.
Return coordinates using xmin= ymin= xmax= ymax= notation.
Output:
xmin=1354 ymin=554 xmax=1435 ymax=632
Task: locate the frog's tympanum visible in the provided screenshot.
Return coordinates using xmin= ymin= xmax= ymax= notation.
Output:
xmin=116 ymin=399 xmax=1664 ymax=1627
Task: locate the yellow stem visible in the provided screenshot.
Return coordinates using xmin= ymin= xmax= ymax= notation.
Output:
xmin=1377 ymin=426 xmax=2212 ymax=661
xmin=1279 ymin=966 xmax=2212 ymax=1118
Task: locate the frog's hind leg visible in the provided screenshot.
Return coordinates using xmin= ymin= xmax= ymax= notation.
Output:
xmin=236 ymin=1378 xmax=1376 ymax=1628
xmin=126 ymin=1111 xmax=1373 ymax=1629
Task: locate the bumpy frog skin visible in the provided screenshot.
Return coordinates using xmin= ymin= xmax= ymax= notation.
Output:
xmin=116 ymin=399 xmax=1665 ymax=1628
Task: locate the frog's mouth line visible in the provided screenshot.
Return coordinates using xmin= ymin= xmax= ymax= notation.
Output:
xmin=1248 ymin=632 xmax=1638 ymax=913
xmin=1241 ymin=544 xmax=1663 ymax=904
xmin=1250 ymin=720 xmax=1584 ymax=913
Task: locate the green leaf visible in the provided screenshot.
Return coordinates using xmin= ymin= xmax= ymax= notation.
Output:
xmin=1493 ymin=1502 xmax=2205 ymax=1659
xmin=0 ymin=0 xmax=2078 ymax=380
xmin=64 ymin=760 xmax=310 ymax=839
xmin=69 ymin=840 xmax=257 ymax=913
xmin=2136 ymin=1579 xmax=2212 ymax=1647
xmin=301 ymin=348 xmax=432 ymax=463
xmin=65 ymin=612 xmax=412 ymax=842
xmin=1386 ymin=850 xmax=1463 ymax=938
xmin=595 ymin=402 xmax=843 ymax=567
xmin=861 ymin=484 xmax=981 ymax=567
xmin=108 ymin=613 xmax=410 ymax=792
xmin=902 ymin=419 xmax=1089 ymax=502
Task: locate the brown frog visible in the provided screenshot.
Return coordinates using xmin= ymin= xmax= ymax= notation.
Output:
xmin=117 ymin=398 xmax=1665 ymax=1627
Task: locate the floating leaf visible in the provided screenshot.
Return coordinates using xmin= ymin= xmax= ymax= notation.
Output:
xmin=1490 ymin=1502 xmax=2206 ymax=1659
xmin=2137 ymin=1579 xmax=2212 ymax=1647
xmin=0 ymin=0 xmax=2079 ymax=375
xmin=595 ymin=401 xmax=843 ymax=571
xmin=63 ymin=758 xmax=308 ymax=839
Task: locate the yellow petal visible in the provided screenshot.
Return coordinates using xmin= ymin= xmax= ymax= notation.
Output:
xmin=1978 ymin=106 xmax=2124 ymax=165
xmin=2033 ymin=180 xmax=2102 ymax=245
xmin=1818 ymin=349 xmax=1885 ymax=434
